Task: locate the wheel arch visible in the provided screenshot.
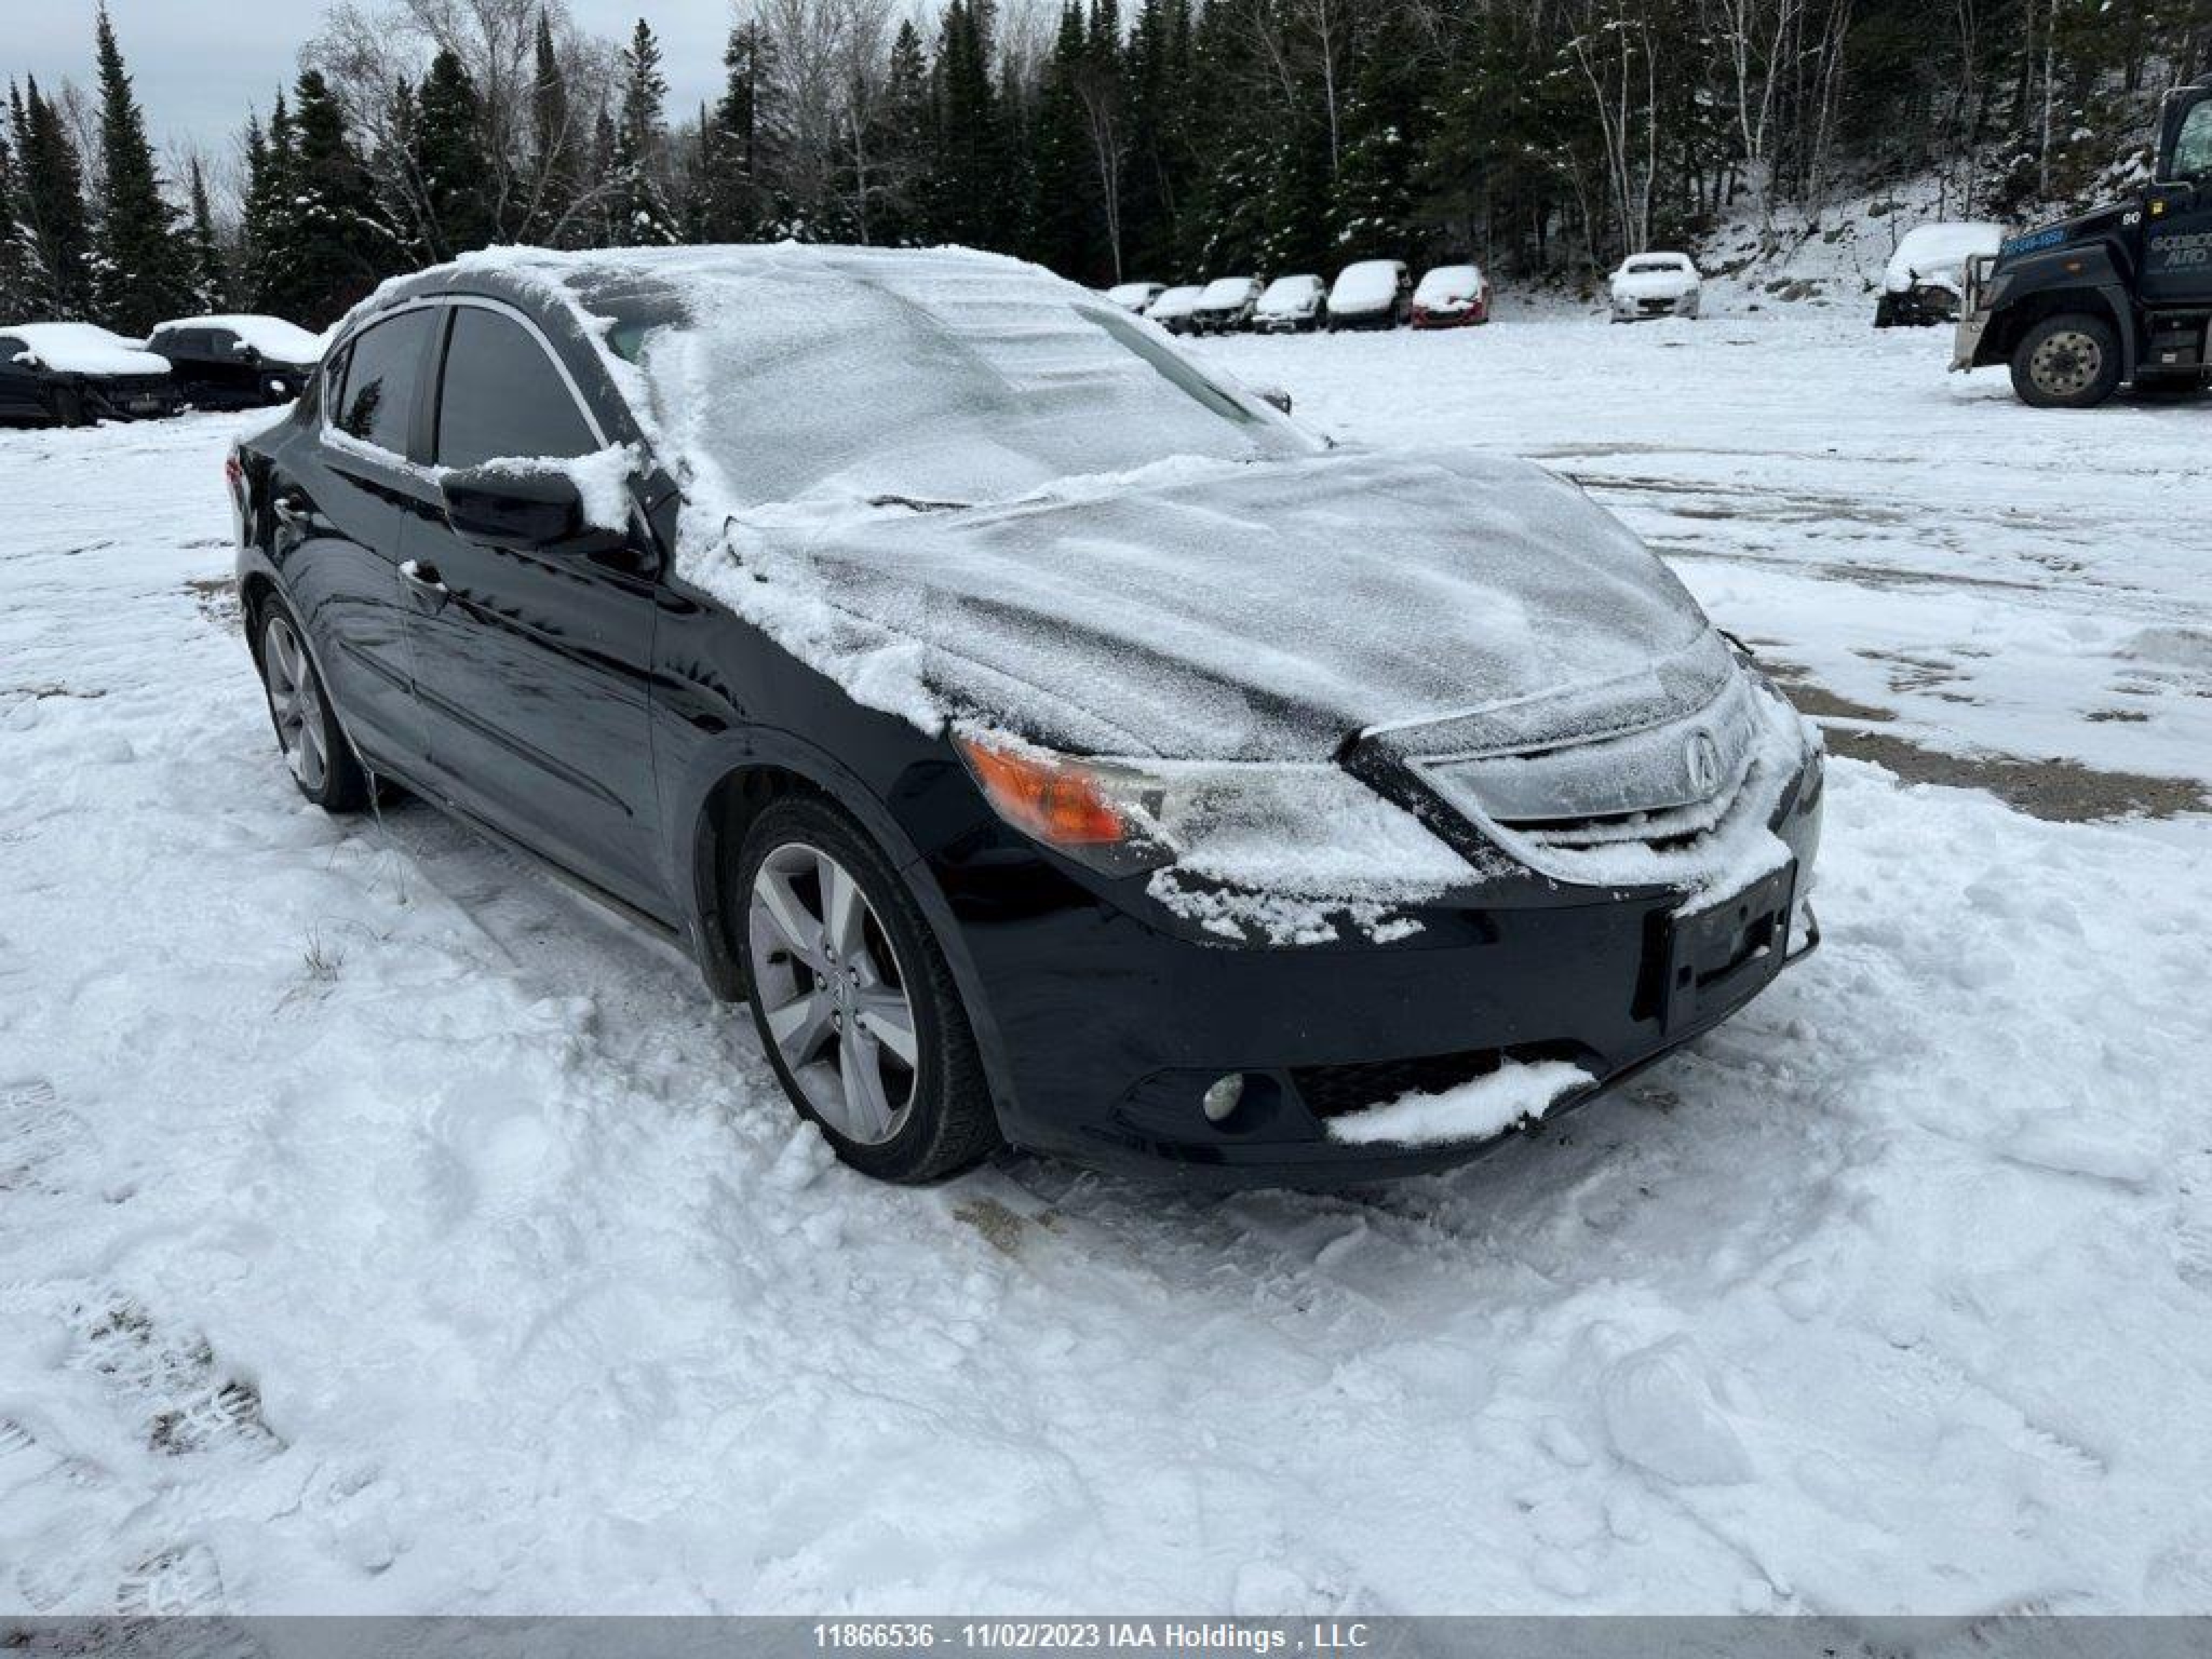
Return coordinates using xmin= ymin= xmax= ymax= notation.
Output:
xmin=1986 ymin=283 xmax=2137 ymax=379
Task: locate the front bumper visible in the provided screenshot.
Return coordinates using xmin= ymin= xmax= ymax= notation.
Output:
xmin=934 ymin=763 xmax=1824 ymax=1186
xmin=1951 ymin=257 xmax=1999 ymax=369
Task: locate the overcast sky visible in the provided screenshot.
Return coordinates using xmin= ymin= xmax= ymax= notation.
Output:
xmin=10 ymin=1 xmax=730 ymax=170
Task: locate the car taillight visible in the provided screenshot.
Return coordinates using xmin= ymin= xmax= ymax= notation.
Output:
xmin=224 ymin=451 xmax=245 ymax=505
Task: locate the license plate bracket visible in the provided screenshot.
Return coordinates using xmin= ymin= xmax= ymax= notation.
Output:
xmin=1664 ymin=861 xmax=1797 ymax=1034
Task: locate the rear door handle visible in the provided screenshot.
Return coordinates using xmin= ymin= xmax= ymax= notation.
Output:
xmin=398 ymin=557 xmax=450 ymax=611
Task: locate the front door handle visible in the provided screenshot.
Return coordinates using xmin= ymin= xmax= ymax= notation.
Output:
xmin=398 ymin=557 xmax=450 ymax=611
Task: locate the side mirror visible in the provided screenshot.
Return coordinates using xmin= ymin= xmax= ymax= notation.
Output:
xmin=233 ymin=341 xmax=264 ymax=364
xmin=13 ymin=351 xmax=42 ymax=370
xmin=1256 ymin=387 xmax=1293 ymax=416
xmin=435 ymin=462 xmax=637 ymax=566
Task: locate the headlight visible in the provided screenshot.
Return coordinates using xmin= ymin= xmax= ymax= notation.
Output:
xmin=955 ymin=732 xmax=1447 ymax=890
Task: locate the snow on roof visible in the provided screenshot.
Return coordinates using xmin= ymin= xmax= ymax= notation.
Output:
xmin=1885 ymin=222 xmax=2004 ymax=291
xmin=1 ymin=323 xmax=170 ymax=376
xmin=151 ymin=314 xmax=325 ymax=362
xmin=1256 ymin=275 xmax=1324 ymax=312
xmin=1104 ymin=282 xmax=1162 ymax=307
xmin=1196 ymin=276 xmax=1258 ymax=307
xmin=1147 ymin=284 xmax=1205 ymax=316
xmin=1414 ymin=265 xmax=1483 ymax=302
xmin=1331 ymin=260 xmax=1404 ymax=308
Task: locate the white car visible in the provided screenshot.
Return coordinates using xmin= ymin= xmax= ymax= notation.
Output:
xmin=1327 ymin=260 xmax=1412 ymax=331
xmin=1104 ymin=281 xmax=1165 ymax=315
xmin=1252 ymin=274 xmax=1326 ymax=333
xmin=1877 ymin=222 xmax=2004 ymax=327
xmin=1609 ymin=253 xmax=1703 ymax=322
xmin=1191 ymin=276 xmax=1264 ymax=334
xmin=1147 ymin=284 xmax=1206 ymax=335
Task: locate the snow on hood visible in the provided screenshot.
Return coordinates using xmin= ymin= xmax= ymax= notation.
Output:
xmin=1884 ymin=222 xmax=2003 ymax=293
xmin=156 ymin=314 xmax=325 ymax=364
xmin=1414 ymin=266 xmax=1483 ymax=306
xmin=697 ymin=443 xmax=1713 ymax=764
xmin=1255 ymin=275 xmax=1324 ymax=315
xmin=5 ymin=323 xmax=170 ymax=377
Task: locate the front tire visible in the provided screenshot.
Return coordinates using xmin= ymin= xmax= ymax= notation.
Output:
xmin=51 ymin=386 xmax=89 ymax=427
xmin=737 ymin=795 xmax=999 ymax=1183
xmin=255 ymin=601 xmax=370 ymax=812
xmin=2012 ymin=313 xmax=2122 ymax=409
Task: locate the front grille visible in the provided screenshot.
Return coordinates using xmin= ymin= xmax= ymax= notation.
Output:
xmin=1293 ymin=1042 xmax=1590 ymax=1120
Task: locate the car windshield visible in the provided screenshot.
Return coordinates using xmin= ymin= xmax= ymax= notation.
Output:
xmin=1258 ymin=276 xmax=1320 ymax=308
xmin=1415 ymin=266 xmax=1481 ymax=301
xmin=568 ymin=249 xmax=1309 ymax=512
xmin=1625 ymin=258 xmax=1688 ymax=275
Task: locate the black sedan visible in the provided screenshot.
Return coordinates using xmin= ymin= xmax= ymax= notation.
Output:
xmin=146 ymin=314 xmax=323 ymax=409
xmin=0 ymin=322 xmax=184 ymax=425
xmin=230 ymin=246 xmax=1823 ymax=1187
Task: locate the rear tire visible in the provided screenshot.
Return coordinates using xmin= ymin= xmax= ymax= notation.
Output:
xmin=254 ymin=599 xmax=370 ymax=812
xmin=736 ymin=795 xmax=1000 ymax=1184
xmin=2011 ymin=313 xmax=2122 ymax=409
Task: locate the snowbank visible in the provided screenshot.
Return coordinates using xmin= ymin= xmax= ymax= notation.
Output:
xmin=1325 ymin=1059 xmax=1594 ymax=1147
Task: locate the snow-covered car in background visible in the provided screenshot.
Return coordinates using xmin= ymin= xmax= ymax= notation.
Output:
xmin=146 ymin=314 xmax=325 ymax=408
xmin=232 ymin=244 xmax=1823 ymax=1188
xmin=1609 ymin=252 xmax=1704 ymax=321
xmin=1252 ymin=273 xmax=1327 ymax=333
xmin=0 ymin=322 xmax=184 ymax=426
xmin=1327 ymin=259 xmax=1413 ymax=330
xmin=1190 ymin=275 xmax=1264 ymax=334
xmin=1411 ymin=262 xmax=1492 ymax=328
xmin=1103 ymin=281 xmax=1165 ymax=314
xmin=1877 ymin=221 xmax=2003 ymax=327
xmin=1147 ymin=283 xmax=1205 ymax=334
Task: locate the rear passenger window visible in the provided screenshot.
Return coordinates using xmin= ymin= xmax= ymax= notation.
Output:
xmin=435 ymin=308 xmax=597 ymax=469
xmin=333 ymin=310 xmax=434 ymax=457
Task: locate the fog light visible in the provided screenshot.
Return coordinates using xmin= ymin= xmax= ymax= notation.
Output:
xmin=1201 ymin=1074 xmax=1246 ymax=1124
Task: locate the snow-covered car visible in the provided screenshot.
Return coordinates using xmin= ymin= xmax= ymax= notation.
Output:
xmin=0 ymin=322 xmax=184 ymax=426
xmin=1103 ymin=281 xmax=1164 ymax=314
xmin=232 ymin=245 xmax=1824 ymax=1187
xmin=1252 ymin=273 xmax=1327 ymax=333
xmin=1609 ymin=253 xmax=1703 ymax=322
xmin=1327 ymin=259 xmax=1412 ymax=331
xmin=1878 ymin=222 xmax=2003 ymax=328
xmin=146 ymin=314 xmax=325 ymax=408
xmin=1411 ymin=262 xmax=1492 ymax=328
xmin=1146 ymin=284 xmax=1205 ymax=334
xmin=1190 ymin=275 xmax=1264 ymax=334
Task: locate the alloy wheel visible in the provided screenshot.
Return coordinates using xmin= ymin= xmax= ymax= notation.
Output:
xmin=746 ymin=841 xmax=920 ymax=1146
xmin=262 ymin=615 xmax=329 ymax=793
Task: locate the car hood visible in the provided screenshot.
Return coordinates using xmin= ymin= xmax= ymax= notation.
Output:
xmin=712 ymin=446 xmax=1718 ymax=764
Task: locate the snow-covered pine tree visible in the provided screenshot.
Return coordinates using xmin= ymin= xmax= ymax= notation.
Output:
xmin=89 ymin=5 xmax=191 ymax=333
xmin=613 ymin=21 xmax=681 ymax=245
xmin=10 ymin=79 xmax=96 ymax=320
xmin=415 ymin=49 xmax=495 ymax=260
xmin=183 ymin=157 xmax=227 ymax=312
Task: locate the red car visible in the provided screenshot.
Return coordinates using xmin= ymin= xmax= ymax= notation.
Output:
xmin=1410 ymin=264 xmax=1492 ymax=328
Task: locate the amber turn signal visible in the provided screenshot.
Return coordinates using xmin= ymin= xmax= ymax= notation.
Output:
xmin=957 ymin=738 xmax=1129 ymax=847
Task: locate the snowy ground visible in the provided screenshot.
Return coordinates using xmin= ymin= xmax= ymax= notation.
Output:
xmin=3 ymin=313 xmax=2210 ymax=1620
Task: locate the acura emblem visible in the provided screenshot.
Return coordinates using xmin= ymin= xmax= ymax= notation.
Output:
xmin=1685 ymin=730 xmax=1723 ymax=797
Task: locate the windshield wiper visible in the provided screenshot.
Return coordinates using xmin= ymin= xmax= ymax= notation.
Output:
xmin=868 ymin=493 xmax=972 ymax=514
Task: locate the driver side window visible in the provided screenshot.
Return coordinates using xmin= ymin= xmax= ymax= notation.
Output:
xmin=2174 ymin=102 xmax=2212 ymax=180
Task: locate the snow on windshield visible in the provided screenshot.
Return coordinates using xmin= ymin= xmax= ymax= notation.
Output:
xmin=1149 ymin=285 xmax=1203 ymax=316
xmin=575 ymin=248 xmax=1303 ymax=512
xmin=1197 ymin=277 xmax=1256 ymax=307
xmin=1257 ymin=275 xmax=1321 ymax=311
xmin=7 ymin=323 xmax=168 ymax=375
xmin=1331 ymin=262 xmax=1402 ymax=307
xmin=1414 ymin=266 xmax=1481 ymax=302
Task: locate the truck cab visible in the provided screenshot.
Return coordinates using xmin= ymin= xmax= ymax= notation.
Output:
xmin=1955 ymin=82 xmax=2212 ymax=406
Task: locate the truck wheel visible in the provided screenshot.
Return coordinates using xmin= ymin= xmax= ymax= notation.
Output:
xmin=2011 ymin=313 xmax=2122 ymax=409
